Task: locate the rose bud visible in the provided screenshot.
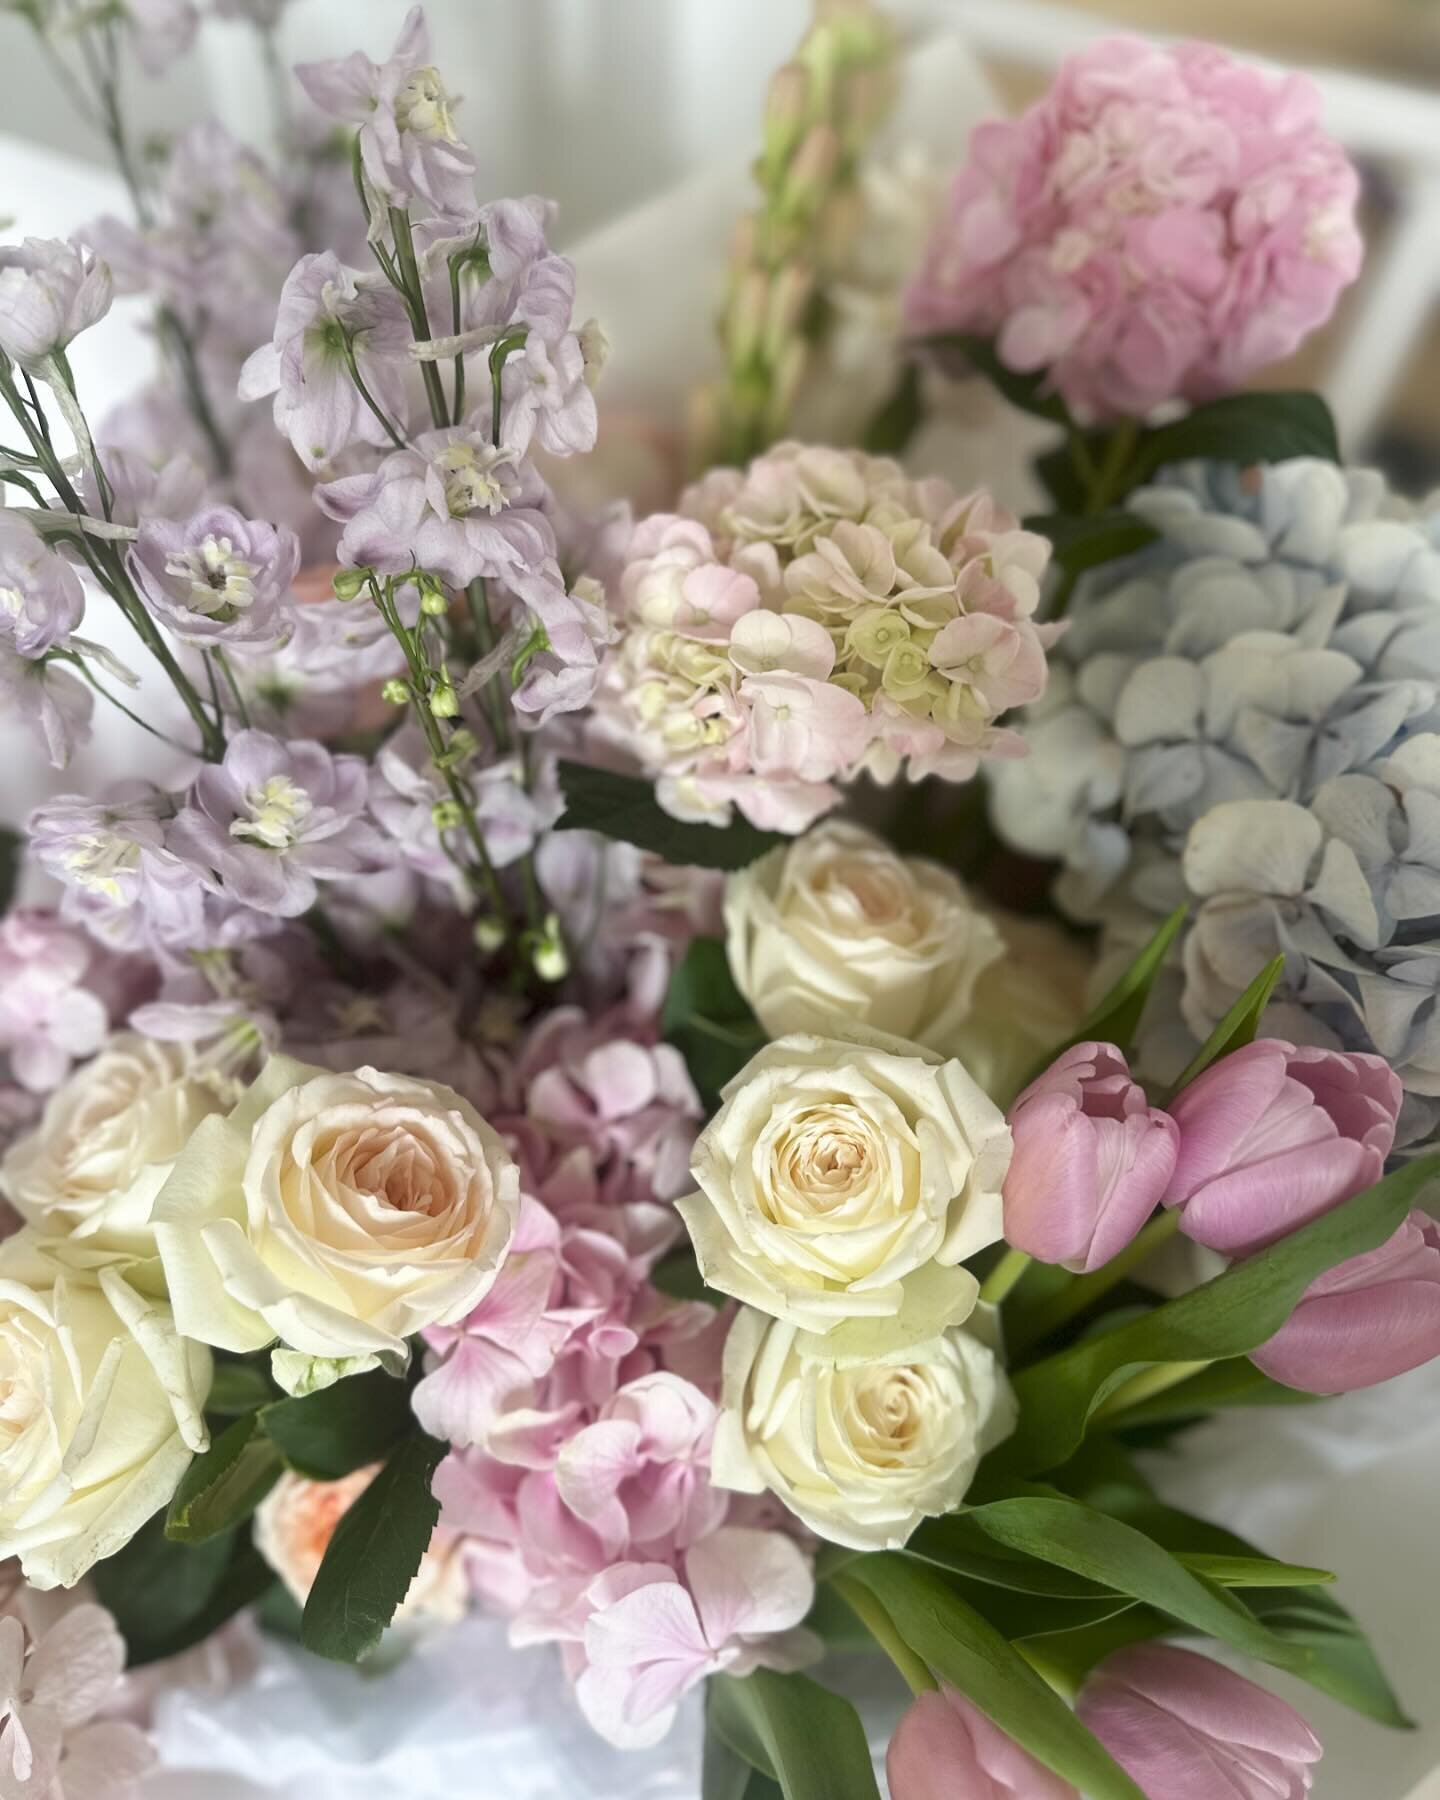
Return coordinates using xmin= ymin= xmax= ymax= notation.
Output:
xmin=1164 ymin=1041 xmax=1401 ymax=1255
xmin=887 ymin=1686 xmax=1078 ymax=1800
xmin=1003 ymin=1042 xmax=1179 ymax=1272
xmin=1077 ymin=1644 xmax=1322 ymax=1800
xmin=1252 ymin=1209 xmax=1440 ymax=1393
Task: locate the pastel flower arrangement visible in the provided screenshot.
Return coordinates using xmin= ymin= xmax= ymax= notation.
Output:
xmin=0 ymin=3 xmax=1433 ymax=1797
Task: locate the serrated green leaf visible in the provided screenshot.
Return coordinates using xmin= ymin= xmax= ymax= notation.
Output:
xmin=846 ymin=1556 xmax=1147 ymax=1799
xmin=920 ymin=333 xmax=1073 ymax=425
xmin=555 ymin=761 xmax=786 ymax=870
xmin=264 ymin=1364 xmax=415 ymax=1480
xmin=707 ymin=1669 xmax=881 ymax=1800
xmin=1024 ymin=509 xmax=1160 ymax=576
xmin=1168 ymin=954 xmax=1284 ymax=1093
xmin=301 ymin=1431 xmax=445 ymax=1663
xmin=204 ymin=1358 xmax=279 ymax=1417
xmin=1000 ymin=1155 xmax=1440 ymax=1477
xmin=1130 ymin=391 xmax=1339 ymax=483
xmin=165 ymin=1412 xmax=283 ymax=1544
xmin=93 ymin=1515 xmax=275 ymax=1668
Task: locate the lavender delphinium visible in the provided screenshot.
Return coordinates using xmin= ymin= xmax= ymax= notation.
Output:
xmin=130 ymin=506 xmax=301 ymax=649
xmin=0 ymin=511 xmax=85 ymax=657
xmin=0 ymin=237 xmax=112 ymax=368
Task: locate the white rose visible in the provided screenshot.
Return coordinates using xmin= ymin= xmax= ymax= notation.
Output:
xmin=676 ymin=1032 xmax=1010 ymax=1333
xmin=724 ymin=822 xmax=1004 ymax=1049
xmin=712 ymin=1306 xmax=1015 ymax=1551
xmin=152 ymin=1057 xmax=520 ymax=1391
xmin=254 ymin=1466 xmax=467 ymax=1626
xmin=946 ymin=910 xmax=1091 ymax=1105
xmin=0 ymin=1234 xmax=210 ymax=1589
xmin=1 ymin=1035 xmax=229 ymax=1262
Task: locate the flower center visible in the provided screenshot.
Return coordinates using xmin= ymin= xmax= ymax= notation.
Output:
xmin=230 ymin=775 xmax=312 ymax=850
xmin=435 ymin=442 xmax=518 ymax=518
xmin=0 ymin=584 xmax=23 ymax=623
xmin=64 ymin=828 xmax=140 ymax=898
xmin=165 ymin=536 xmax=257 ymax=621
xmin=395 ymin=67 xmax=458 ymax=141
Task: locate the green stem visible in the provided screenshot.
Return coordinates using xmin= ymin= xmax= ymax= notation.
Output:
xmin=1091 ymin=1359 xmax=1213 ymax=1425
xmin=64 ymin=653 xmax=190 ymax=750
xmin=211 ymin=648 xmax=252 ymax=730
xmin=1008 ymin=1209 xmax=1182 ymax=1356
xmin=157 ymin=307 xmax=233 ymax=479
xmin=342 ymin=335 xmax=409 ymax=451
xmin=1085 ymin=418 xmax=1141 ymax=515
xmin=830 ymin=1574 xmax=937 ymax=1697
xmin=978 ymin=1246 xmax=1032 ymax=1308
xmin=388 ymin=206 xmax=451 ymax=431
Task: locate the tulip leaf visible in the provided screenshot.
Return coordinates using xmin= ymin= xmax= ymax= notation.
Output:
xmin=707 ymin=1669 xmax=881 ymax=1800
xmin=302 ymin=1430 xmax=446 ymax=1663
xmin=1176 ymin=1553 xmax=1334 ymax=1589
xmin=663 ymin=936 xmax=766 ymax=1107
xmin=263 ymin=1364 xmax=416 ymax=1480
xmin=1168 ymin=954 xmax=1285 ymax=1094
xmin=555 ymin=761 xmax=787 ymax=871
xmin=1101 ymin=1357 xmax=1324 ymax=1429
xmin=1246 ymin=1587 xmax=1413 ymax=1728
xmin=846 ymin=1556 xmax=1147 ymax=1798
xmin=165 ymin=1412 xmax=283 ymax=1544
xmin=1030 ymin=906 xmax=1186 ymax=1080
xmin=703 ymin=1718 xmax=782 ymax=1800
xmin=997 ymin=1154 xmax=1440 ymax=1478
xmin=1025 ymin=509 xmax=1160 ymax=576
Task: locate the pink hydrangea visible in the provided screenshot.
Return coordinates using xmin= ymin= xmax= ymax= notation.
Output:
xmin=905 ymin=36 xmax=1363 ymax=420
xmin=603 ymin=444 xmax=1058 ymax=832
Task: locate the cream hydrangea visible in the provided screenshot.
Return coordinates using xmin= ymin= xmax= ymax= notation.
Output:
xmin=712 ymin=1306 xmax=1014 ymax=1550
xmin=0 ymin=1235 xmax=210 ymax=1589
xmin=725 ymin=821 xmax=1004 ymax=1049
xmin=152 ymin=1056 xmax=521 ymax=1393
xmin=606 ymin=443 xmax=1058 ymax=833
xmin=676 ymin=1032 xmax=1010 ymax=1333
xmin=1 ymin=1035 xmax=231 ymax=1264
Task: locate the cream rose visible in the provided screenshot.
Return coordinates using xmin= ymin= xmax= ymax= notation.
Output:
xmin=712 ymin=1307 xmax=1015 ymax=1551
xmin=0 ymin=1234 xmax=210 ymax=1589
xmin=676 ymin=1033 xmax=1010 ymax=1333
xmin=152 ymin=1057 xmax=520 ymax=1391
xmin=947 ymin=910 xmax=1091 ymax=1105
xmin=724 ymin=822 xmax=1004 ymax=1049
xmin=254 ymin=1467 xmax=467 ymax=1625
xmin=1 ymin=1035 xmax=229 ymax=1263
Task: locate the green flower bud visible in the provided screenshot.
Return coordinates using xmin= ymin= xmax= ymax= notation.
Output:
xmin=381 ymin=679 xmax=410 ymax=705
xmin=431 ymin=799 xmax=464 ymax=831
xmin=331 ymin=568 xmax=368 ymax=601
xmin=420 ymin=588 xmax=450 ymax=617
xmin=531 ymin=913 xmax=569 ymax=984
xmin=473 ymin=916 xmax=506 ymax=954
xmin=429 ymin=681 xmax=460 ymax=719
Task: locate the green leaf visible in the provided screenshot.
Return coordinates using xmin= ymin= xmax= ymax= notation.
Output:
xmin=1024 ymin=509 xmax=1160 ymax=576
xmin=1177 ymin=1553 xmax=1334 ymax=1589
xmin=93 ymin=1515 xmax=275 ymax=1667
xmin=861 ymin=360 xmax=924 ymax=455
xmin=165 ymin=1412 xmax=283 ymax=1544
xmin=1130 ymin=391 xmax=1339 ymax=483
xmin=650 ymin=1246 xmax=723 ymax=1306
xmin=264 ymin=1364 xmax=415 ymax=1480
xmin=1107 ymin=1357 xmax=1325 ymax=1429
xmin=846 ymin=1556 xmax=1146 ymax=1799
xmin=1000 ymin=1154 xmax=1440 ymax=1476
xmin=1247 ymin=1588 xmax=1413 ymax=1728
xmin=704 ymin=1717 xmax=782 ymax=1800
xmin=0 ymin=827 xmax=21 ymax=915
xmin=204 ymin=1358 xmax=279 ymax=1417
xmin=662 ymin=936 xmax=766 ymax=1106
xmin=301 ymin=1430 xmax=446 ymax=1663
xmin=556 ymin=761 xmax=787 ymax=871
xmin=920 ymin=334 xmax=1073 ymax=425
xmin=1168 ymin=955 xmax=1284 ymax=1093
xmin=707 ymin=1669 xmax=881 ymax=1800
xmin=1027 ymin=907 xmax=1185 ymax=1084
xmin=907 ymin=1514 xmax=1112 ymax=1598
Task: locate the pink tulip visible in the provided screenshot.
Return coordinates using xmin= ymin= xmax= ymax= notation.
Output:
xmin=1253 ymin=1209 xmax=1440 ymax=1393
xmin=887 ymin=1687 xmax=1079 ymax=1800
xmin=1165 ymin=1041 xmax=1401 ymax=1256
xmin=1077 ymin=1644 xmax=1322 ymax=1800
xmin=1003 ymin=1043 xmax=1179 ymax=1272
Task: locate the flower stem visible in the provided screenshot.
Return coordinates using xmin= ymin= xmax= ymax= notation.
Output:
xmin=1008 ymin=1208 xmax=1183 ymax=1356
xmin=1085 ymin=418 xmax=1141 ymax=515
xmin=830 ymin=1573 xmax=937 ymax=1697
xmin=342 ymin=334 xmax=409 ymax=451
xmin=1090 ymin=1358 xmax=1212 ymax=1425
xmin=978 ymin=1246 xmax=1032 ymax=1307
xmin=387 ymin=206 xmax=452 ymax=431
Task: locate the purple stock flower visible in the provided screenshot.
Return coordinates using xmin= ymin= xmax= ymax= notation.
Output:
xmin=27 ymin=787 xmax=211 ymax=951
xmin=129 ymin=506 xmax=301 ymax=648
xmin=122 ymin=0 xmax=200 ymax=74
xmin=0 ymin=647 xmax=92 ymax=768
xmin=81 ymin=448 xmax=208 ymax=531
xmin=0 ymin=238 xmax=112 ymax=368
xmin=316 ymin=427 xmax=554 ymax=587
xmin=239 ymin=252 xmax=411 ymax=470
xmin=0 ymin=511 xmax=85 ymax=657
xmin=296 ymin=6 xmax=477 ymax=221
xmin=168 ymin=728 xmax=391 ymax=917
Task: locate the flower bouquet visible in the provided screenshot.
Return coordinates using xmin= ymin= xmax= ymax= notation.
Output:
xmin=0 ymin=2 xmax=1434 ymax=1796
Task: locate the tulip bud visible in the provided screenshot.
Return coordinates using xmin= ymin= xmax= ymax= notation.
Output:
xmin=1164 ymin=1040 xmax=1401 ymax=1256
xmin=888 ymin=1687 xmax=1078 ymax=1800
xmin=1251 ymin=1209 xmax=1440 ymax=1394
xmin=331 ymin=567 xmax=368 ymax=601
xmin=1003 ymin=1042 xmax=1178 ymax=1273
xmin=380 ymin=679 xmax=410 ymax=705
xmin=1077 ymin=1645 xmax=1322 ymax=1800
